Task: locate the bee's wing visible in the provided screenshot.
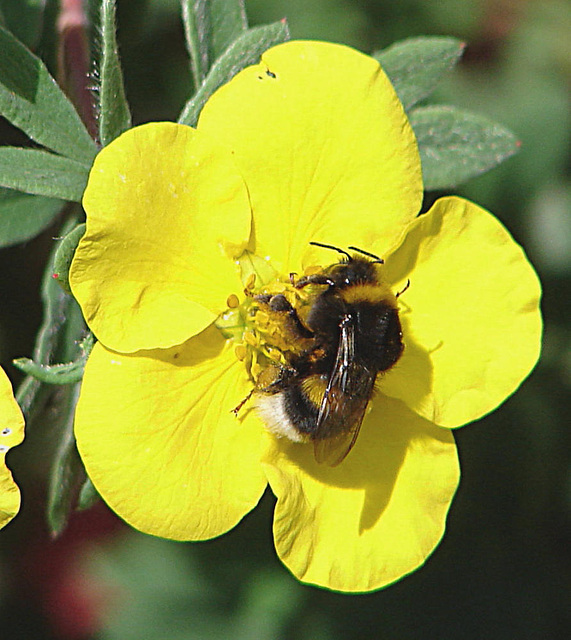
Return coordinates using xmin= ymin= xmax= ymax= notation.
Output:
xmin=313 ymin=316 xmax=376 ymax=466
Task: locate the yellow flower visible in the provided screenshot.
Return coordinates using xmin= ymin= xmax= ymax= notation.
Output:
xmin=0 ymin=367 xmax=25 ymax=529
xmin=69 ymin=41 xmax=542 ymax=592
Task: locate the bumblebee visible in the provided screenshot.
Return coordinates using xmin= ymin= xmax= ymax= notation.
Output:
xmin=253 ymin=242 xmax=405 ymax=466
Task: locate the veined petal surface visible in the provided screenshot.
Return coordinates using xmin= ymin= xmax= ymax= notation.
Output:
xmin=198 ymin=41 xmax=422 ymax=274
xmin=382 ymin=196 xmax=542 ymax=427
xmin=263 ymin=395 xmax=459 ymax=592
xmin=74 ymin=328 xmax=267 ymax=540
xmin=70 ymin=123 xmax=251 ymax=353
xmin=0 ymin=367 xmax=25 ymax=529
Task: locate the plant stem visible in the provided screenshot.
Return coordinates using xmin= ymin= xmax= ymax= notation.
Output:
xmin=57 ymin=0 xmax=98 ymax=140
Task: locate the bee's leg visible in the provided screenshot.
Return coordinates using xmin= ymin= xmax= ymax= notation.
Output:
xmin=294 ymin=273 xmax=335 ymax=289
xmin=231 ymin=388 xmax=254 ymax=415
xmin=396 ymin=279 xmax=411 ymax=298
xmin=256 ymin=362 xmax=298 ymax=394
xmin=257 ymin=293 xmax=314 ymax=339
xmin=233 ymin=361 xmax=299 ymax=415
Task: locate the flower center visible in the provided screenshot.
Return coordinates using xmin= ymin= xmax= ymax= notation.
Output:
xmin=215 ymin=261 xmax=315 ymax=384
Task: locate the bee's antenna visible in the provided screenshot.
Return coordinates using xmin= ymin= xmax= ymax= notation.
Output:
xmin=309 ymin=241 xmax=352 ymax=261
xmin=347 ymin=246 xmax=384 ymax=264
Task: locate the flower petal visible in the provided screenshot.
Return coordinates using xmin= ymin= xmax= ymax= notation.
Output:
xmin=262 ymin=395 xmax=459 ymax=592
xmin=70 ymin=122 xmax=251 ymax=353
xmin=74 ymin=328 xmax=267 ymax=540
xmin=382 ymin=196 xmax=542 ymax=427
xmin=0 ymin=367 xmax=25 ymax=529
xmin=198 ymin=41 xmax=422 ymax=274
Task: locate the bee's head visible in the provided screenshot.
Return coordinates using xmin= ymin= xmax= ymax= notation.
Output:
xmin=309 ymin=242 xmax=383 ymax=289
xmin=326 ymin=257 xmax=380 ymax=289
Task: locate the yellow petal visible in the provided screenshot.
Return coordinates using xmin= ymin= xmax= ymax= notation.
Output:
xmin=382 ymin=196 xmax=543 ymax=427
xmin=70 ymin=122 xmax=251 ymax=353
xmin=198 ymin=41 xmax=422 ymax=274
xmin=0 ymin=367 xmax=25 ymax=529
xmin=74 ymin=327 xmax=267 ymax=540
xmin=262 ymin=395 xmax=459 ymax=592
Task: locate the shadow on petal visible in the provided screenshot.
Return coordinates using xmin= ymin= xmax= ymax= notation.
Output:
xmin=262 ymin=393 xmax=459 ymax=592
xmin=384 ymin=205 xmax=446 ymax=286
xmin=263 ymin=393 xmax=450 ymax=532
xmin=382 ymin=196 xmax=542 ymax=428
xmin=133 ymin=323 xmax=228 ymax=369
xmin=380 ymin=313 xmax=436 ymax=420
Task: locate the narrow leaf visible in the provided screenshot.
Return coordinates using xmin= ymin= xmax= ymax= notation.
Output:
xmin=375 ymin=37 xmax=465 ymax=111
xmin=210 ymin=0 xmax=248 ymax=60
xmin=0 ymin=188 xmax=64 ymax=248
xmin=179 ymin=20 xmax=290 ymax=126
xmin=12 ymin=211 xmax=90 ymax=535
xmin=0 ymin=25 xmax=97 ymax=164
xmin=0 ymin=147 xmax=89 ymax=201
xmin=16 ymin=215 xmax=82 ymax=417
xmin=13 ymin=335 xmax=92 ymax=384
xmin=410 ymin=105 xmax=520 ymax=190
xmin=99 ymin=0 xmax=132 ymax=146
xmin=46 ymin=298 xmax=90 ymax=536
xmin=52 ymin=223 xmax=86 ymax=294
xmin=47 ymin=382 xmax=85 ymax=536
xmin=182 ymin=0 xmax=211 ymax=88
xmin=182 ymin=0 xmax=248 ymax=90
xmin=13 ymin=357 xmax=81 ymax=383
xmin=0 ymin=0 xmax=47 ymax=49
xmin=77 ymin=477 xmax=100 ymax=511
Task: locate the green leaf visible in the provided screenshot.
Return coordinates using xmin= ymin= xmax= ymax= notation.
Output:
xmin=12 ymin=211 xmax=90 ymax=535
xmin=178 ymin=19 xmax=289 ymax=126
xmin=0 ymin=24 xmax=98 ymax=164
xmin=182 ymin=0 xmax=248 ymax=89
xmin=13 ymin=333 xmax=93 ymax=384
xmin=375 ymin=37 xmax=465 ymax=111
xmin=182 ymin=0 xmax=210 ymax=88
xmin=77 ymin=477 xmax=100 ymax=511
xmin=47 ymin=382 xmax=85 ymax=536
xmin=99 ymin=0 xmax=132 ymax=146
xmin=0 ymin=0 xmax=47 ymax=49
xmin=410 ymin=105 xmax=520 ymax=190
xmin=0 ymin=147 xmax=89 ymax=201
xmin=13 ymin=357 xmax=85 ymax=383
xmin=16 ymin=214 xmax=82 ymax=417
xmin=46 ymin=301 xmax=91 ymax=536
xmin=52 ymin=223 xmax=85 ymax=294
xmin=210 ymin=0 xmax=248 ymax=60
xmin=0 ymin=188 xmax=64 ymax=248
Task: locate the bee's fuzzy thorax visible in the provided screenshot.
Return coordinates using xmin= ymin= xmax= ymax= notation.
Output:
xmin=339 ymin=281 xmax=398 ymax=307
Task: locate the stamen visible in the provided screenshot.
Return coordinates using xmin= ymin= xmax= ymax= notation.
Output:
xmin=244 ymin=273 xmax=256 ymax=291
xmin=234 ymin=344 xmax=247 ymax=361
xmin=243 ymin=331 xmax=258 ymax=347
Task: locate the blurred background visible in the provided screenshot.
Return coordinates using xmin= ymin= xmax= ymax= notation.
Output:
xmin=0 ymin=0 xmax=569 ymax=638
